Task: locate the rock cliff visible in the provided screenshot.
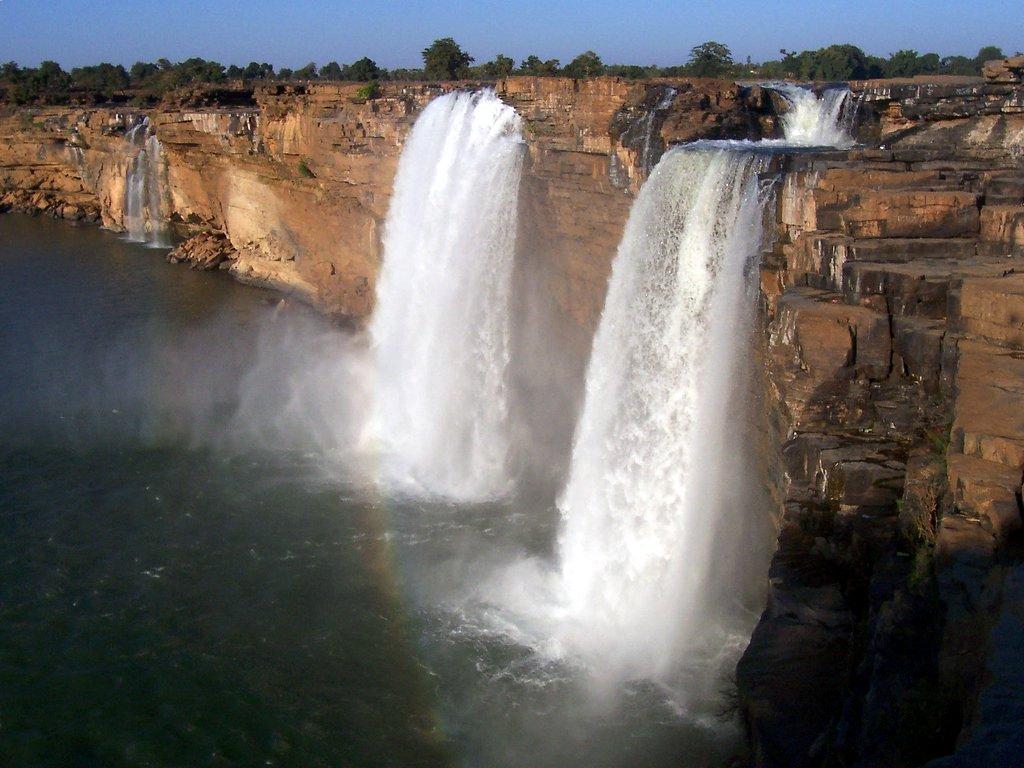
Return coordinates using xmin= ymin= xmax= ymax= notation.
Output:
xmin=0 ymin=76 xmax=759 ymax=327
xmin=2 ymin=65 xmax=1023 ymax=767
xmin=738 ymin=65 xmax=1024 ymax=768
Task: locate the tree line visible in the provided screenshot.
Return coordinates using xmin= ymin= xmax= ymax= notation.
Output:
xmin=0 ymin=39 xmax=1015 ymax=106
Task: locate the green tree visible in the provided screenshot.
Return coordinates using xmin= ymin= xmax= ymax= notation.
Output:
xmin=294 ymin=62 xmax=318 ymax=79
xmin=36 ymin=60 xmax=71 ymax=89
xmin=886 ymin=49 xmax=921 ymax=77
xmin=976 ymin=45 xmax=1005 ymax=64
xmin=169 ymin=58 xmax=226 ymax=86
xmin=941 ymin=55 xmax=976 ymax=75
xmin=798 ymin=44 xmax=871 ymax=80
xmin=422 ymin=37 xmax=474 ymax=80
xmin=346 ymin=57 xmax=383 ymax=81
xmin=687 ymin=41 xmax=733 ymax=77
xmin=278 ymin=67 xmax=294 ymax=80
xmin=605 ymin=64 xmax=656 ymax=79
xmin=10 ymin=60 xmax=70 ymax=104
xmin=319 ymin=61 xmax=344 ymax=79
xmin=129 ymin=61 xmax=160 ymax=85
xmin=917 ymin=53 xmax=941 ymax=74
xmin=387 ymin=67 xmax=427 ymax=81
xmin=70 ymin=62 xmax=129 ymax=95
xmin=244 ymin=61 xmax=273 ymax=79
xmin=482 ymin=53 xmax=515 ymax=78
xmin=519 ymin=55 xmax=560 ymax=75
xmin=564 ymin=50 xmax=605 ymax=77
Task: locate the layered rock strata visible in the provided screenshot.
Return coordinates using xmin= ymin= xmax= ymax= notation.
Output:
xmin=3 ymin=64 xmax=1024 ymax=767
xmin=738 ymin=63 xmax=1024 ymax=768
xmin=0 ymin=77 xmax=760 ymax=327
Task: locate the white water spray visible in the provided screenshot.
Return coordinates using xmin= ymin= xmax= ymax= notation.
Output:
xmin=369 ymin=90 xmax=525 ymax=500
xmin=553 ymin=146 xmax=771 ymax=679
xmin=771 ymin=83 xmax=857 ymax=147
xmin=519 ymin=83 xmax=858 ymax=682
xmin=123 ymin=117 xmax=170 ymax=247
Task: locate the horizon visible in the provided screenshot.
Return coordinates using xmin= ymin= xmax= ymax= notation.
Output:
xmin=1 ymin=0 xmax=1020 ymax=70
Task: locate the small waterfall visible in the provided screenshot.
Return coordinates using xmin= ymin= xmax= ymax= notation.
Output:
xmin=144 ymin=135 xmax=171 ymax=247
xmin=640 ymin=87 xmax=677 ymax=174
xmin=123 ymin=117 xmax=170 ymax=247
xmin=770 ymin=83 xmax=857 ymax=147
xmin=369 ymin=90 xmax=525 ymax=500
xmin=614 ymin=86 xmax=679 ymax=182
xmin=555 ymin=146 xmax=772 ymax=678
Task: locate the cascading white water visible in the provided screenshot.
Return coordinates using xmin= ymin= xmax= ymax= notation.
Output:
xmin=771 ymin=82 xmax=857 ymax=147
xmin=640 ymin=87 xmax=677 ymax=174
xmin=554 ymin=146 xmax=771 ymax=679
xmin=123 ymin=117 xmax=170 ymax=247
xmin=144 ymin=135 xmax=171 ymax=247
xmin=369 ymin=90 xmax=525 ymax=500
xmin=123 ymin=119 xmax=149 ymax=242
xmin=543 ymin=82 xmax=858 ymax=681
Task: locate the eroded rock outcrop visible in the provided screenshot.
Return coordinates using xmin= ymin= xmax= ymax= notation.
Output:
xmin=739 ymin=58 xmax=1024 ymax=768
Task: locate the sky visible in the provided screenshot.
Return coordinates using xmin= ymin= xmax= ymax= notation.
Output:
xmin=1 ymin=0 xmax=1021 ymax=69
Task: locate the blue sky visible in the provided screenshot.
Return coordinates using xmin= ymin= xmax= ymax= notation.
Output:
xmin=1 ymin=0 xmax=1020 ymax=69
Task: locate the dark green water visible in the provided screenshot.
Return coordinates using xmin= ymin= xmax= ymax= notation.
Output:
xmin=0 ymin=214 xmax=742 ymax=767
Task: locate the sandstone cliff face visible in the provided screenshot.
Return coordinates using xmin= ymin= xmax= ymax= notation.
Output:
xmin=0 ymin=77 xmax=762 ymax=326
xmin=739 ymin=63 xmax=1024 ymax=768
xmin=4 ymin=67 xmax=1024 ymax=768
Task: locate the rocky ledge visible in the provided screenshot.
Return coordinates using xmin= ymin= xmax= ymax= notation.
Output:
xmin=738 ymin=59 xmax=1024 ymax=768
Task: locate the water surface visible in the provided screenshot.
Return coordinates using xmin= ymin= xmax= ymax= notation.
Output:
xmin=0 ymin=214 xmax=743 ymax=767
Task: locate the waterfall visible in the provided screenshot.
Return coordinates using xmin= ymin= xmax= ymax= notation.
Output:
xmin=640 ymin=87 xmax=677 ymax=174
xmin=771 ymin=83 xmax=856 ymax=147
xmin=545 ymin=82 xmax=857 ymax=681
xmin=554 ymin=146 xmax=771 ymax=678
xmin=145 ymin=135 xmax=171 ymax=247
xmin=369 ymin=90 xmax=525 ymax=500
xmin=123 ymin=117 xmax=170 ymax=247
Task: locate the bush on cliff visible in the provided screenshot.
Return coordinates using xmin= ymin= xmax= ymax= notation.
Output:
xmin=353 ymin=80 xmax=380 ymax=101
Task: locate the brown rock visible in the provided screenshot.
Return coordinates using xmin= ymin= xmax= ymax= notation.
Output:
xmin=167 ymin=231 xmax=237 ymax=270
xmin=982 ymin=56 xmax=1024 ymax=84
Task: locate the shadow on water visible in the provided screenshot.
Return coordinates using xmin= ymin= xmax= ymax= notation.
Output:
xmin=0 ymin=214 xmax=746 ymax=767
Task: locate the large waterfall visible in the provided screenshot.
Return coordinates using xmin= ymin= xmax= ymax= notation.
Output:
xmin=123 ymin=118 xmax=170 ymax=248
xmin=554 ymin=146 xmax=771 ymax=678
xmin=369 ymin=90 xmax=525 ymax=500
xmin=545 ymin=85 xmax=857 ymax=681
